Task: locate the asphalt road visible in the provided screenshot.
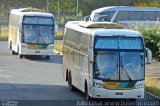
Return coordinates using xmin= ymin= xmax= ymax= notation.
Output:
xmin=0 ymin=41 xmax=158 ymax=106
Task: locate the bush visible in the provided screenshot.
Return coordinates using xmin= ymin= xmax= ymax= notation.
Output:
xmin=135 ymin=24 xmax=160 ymax=61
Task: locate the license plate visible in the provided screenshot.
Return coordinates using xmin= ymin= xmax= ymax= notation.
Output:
xmin=115 ymin=92 xmax=123 ymax=95
xmin=35 ymin=51 xmax=40 ymax=53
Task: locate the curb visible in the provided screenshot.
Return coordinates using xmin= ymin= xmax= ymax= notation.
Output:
xmin=145 ymin=91 xmax=160 ymax=100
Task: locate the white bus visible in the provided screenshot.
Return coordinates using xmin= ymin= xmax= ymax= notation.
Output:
xmin=85 ymin=6 xmax=160 ymax=28
xmin=8 ymin=8 xmax=57 ymax=59
xmin=62 ymin=21 xmax=152 ymax=100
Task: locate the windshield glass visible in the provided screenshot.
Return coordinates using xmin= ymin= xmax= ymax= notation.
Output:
xmin=94 ymin=51 xmax=145 ymax=81
xmin=23 ymin=25 xmax=54 ymax=44
xmin=120 ymin=52 xmax=144 ymax=80
xmin=95 ymin=51 xmax=119 ymax=80
xmin=22 ymin=16 xmax=54 ymax=44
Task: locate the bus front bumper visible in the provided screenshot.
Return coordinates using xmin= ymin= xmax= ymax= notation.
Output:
xmin=91 ymin=87 xmax=144 ymax=99
xmin=19 ymin=48 xmax=54 ymax=56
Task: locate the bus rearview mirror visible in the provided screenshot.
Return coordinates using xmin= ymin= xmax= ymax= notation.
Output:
xmin=55 ymin=23 xmax=58 ymax=33
xmin=145 ymin=48 xmax=152 ymax=64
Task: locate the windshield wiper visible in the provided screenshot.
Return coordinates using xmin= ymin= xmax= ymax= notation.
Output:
xmin=39 ymin=34 xmax=47 ymax=44
xmin=121 ymin=65 xmax=133 ymax=81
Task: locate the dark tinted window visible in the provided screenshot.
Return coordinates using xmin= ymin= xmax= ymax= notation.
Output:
xmin=156 ymin=12 xmax=160 ymax=21
xmin=143 ymin=11 xmax=156 ymax=21
xmin=114 ymin=11 xmax=130 ymax=22
xmin=130 ymin=11 xmax=142 ymax=21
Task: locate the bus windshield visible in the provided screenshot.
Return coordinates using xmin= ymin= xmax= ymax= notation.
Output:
xmin=22 ymin=17 xmax=54 ymax=44
xmin=95 ymin=51 xmax=144 ymax=81
xmin=94 ymin=37 xmax=144 ymax=81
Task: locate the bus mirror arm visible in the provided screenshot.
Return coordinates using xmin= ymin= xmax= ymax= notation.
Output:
xmin=84 ymin=15 xmax=90 ymax=22
xmin=89 ymin=49 xmax=94 ymax=63
xmin=19 ymin=24 xmax=22 ymax=33
xmin=145 ymin=48 xmax=152 ymax=64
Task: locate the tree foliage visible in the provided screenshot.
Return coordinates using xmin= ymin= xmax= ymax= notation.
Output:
xmin=135 ymin=24 xmax=160 ymax=61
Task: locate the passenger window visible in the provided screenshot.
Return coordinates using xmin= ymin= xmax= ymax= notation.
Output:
xmin=143 ymin=12 xmax=156 ymax=21
xmin=130 ymin=11 xmax=142 ymax=21
xmin=156 ymin=12 xmax=160 ymax=21
xmin=114 ymin=11 xmax=130 ymax=22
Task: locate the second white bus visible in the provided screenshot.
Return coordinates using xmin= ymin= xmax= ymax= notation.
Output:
xmin=85 ymin=6 xmax=160 ymax=28
xmin=8 ymin=8 xmax=57 ymax=59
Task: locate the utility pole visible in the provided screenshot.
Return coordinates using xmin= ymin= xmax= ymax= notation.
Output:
xmin=76 ymin=0 xmax=79 ymax=19
xmin=58 ymin=0 xmax=60 ymax=15
xmin=46 ymin=0 xmax=49 ymax=12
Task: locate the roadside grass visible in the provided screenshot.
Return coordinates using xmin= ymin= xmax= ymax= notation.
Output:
xmin=55 ymin=31 xmax=63 ymax=40
xmin=54 ymin=41 xmax=63 ymax=53
xmin=0 ymin=28 xmax=8 ymax=41
xmin=145 ymin=77 xmax=160 ymax=97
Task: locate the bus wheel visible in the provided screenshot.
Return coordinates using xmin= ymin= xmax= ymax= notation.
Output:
xmin=18 ymin=46 xmax=23 ymax=59
xmin=68 ymin=74 xmax=74 ymax=91
xmin=10 ymin=42 xmax=16 ymax=55
xmin=11 ymin=50 xmax=16 ymax=55
xmin=45 ymin=56 xmax=50 ymax=60
xmin=85 ymin=84 xmax=91 ymax=101
xmin=18 ymin=54 xmax=23 ymax=59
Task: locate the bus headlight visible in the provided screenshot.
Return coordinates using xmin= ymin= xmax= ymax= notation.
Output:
xmin=93 ymin=82 xmax=104 ymax=88
xmin=48 ymin=45 xmax=54 ymax=49
xmin=134 ymin=83 xmax=144 ymax=89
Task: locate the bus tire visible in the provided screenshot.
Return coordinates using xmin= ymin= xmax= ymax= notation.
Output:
xmin=18 ymin=54 xmax=23 ymax=59
xmin=68 ymin=73 xmax=74 ymax=91
xmin=10 ymin=42 xmax=16 ymax=55
xmin=11 ymin=50 xmax=16 ymax=55
xmin=85 ymin=83 xmax=91 ymax=101
xmin=45 ymin=56 xmax=50 ymax=60
xmin=18 ymin=46 xmax=23 ymax=59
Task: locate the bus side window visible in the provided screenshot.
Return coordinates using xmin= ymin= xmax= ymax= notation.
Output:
xmin=130 ymin=11 xmax=142 ymax=21
xmin=143 ymin=11 xmax=156 ymax=21
xmin=156 ymin=12 xmax=160 ymax=21
xmin=114 ymin=11 xmax=130 ymax=22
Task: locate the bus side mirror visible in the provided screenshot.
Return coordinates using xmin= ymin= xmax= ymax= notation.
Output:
xmin=89 ymin=48 xmax=94 ymax=63
xmin=84 ymin=16 xmax=90 ymax=22
xmin=145 ymin=48 xmax=152 ymax=64
xmin=55 ymin=23 xmax=58 ymax=33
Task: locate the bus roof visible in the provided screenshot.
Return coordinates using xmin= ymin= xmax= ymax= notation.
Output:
xmin=10 ymin=8 xmax=53 ymax=17
xmin=65 ymin=21 xmax=142 ymax=37
xmin=92 ymin=6 xmax=160 ymax=13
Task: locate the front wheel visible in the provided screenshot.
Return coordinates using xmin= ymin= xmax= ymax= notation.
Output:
xmin=45 ymin=56 xmax=50 ymax=60
xmin=10 ymin=42 xmax=16 ymax=55
xmin=85 ymin=84 xmax=91 ymax=100
xmin=68 ymin=74 xmax=75 ymax=91
xmin=18 ymin=46 xmax=23 ymax=59
xmin=11 ymin=50 xmax=16 ymax=55
xmin=18 ymin=54 xmax=23 ymax=59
